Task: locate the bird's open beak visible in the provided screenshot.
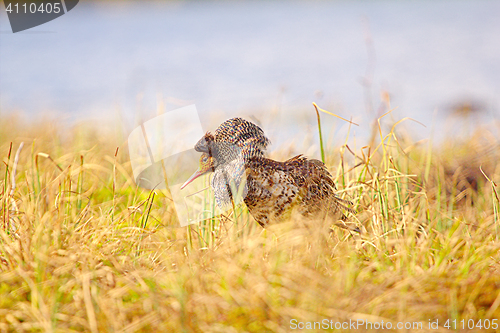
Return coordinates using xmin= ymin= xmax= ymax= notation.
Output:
xmin=180 ymin=169 xmax=204 ymax=189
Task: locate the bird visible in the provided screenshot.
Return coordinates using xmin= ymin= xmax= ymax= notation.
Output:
xmin=181 ymin=117 xmax=356 ymax=230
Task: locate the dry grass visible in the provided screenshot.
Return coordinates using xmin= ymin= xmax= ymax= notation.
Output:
xmin=1 ymin=113 xmax=500 ymax=332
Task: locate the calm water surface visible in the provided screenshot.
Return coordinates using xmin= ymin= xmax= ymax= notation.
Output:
xmin=1 ymin=0 xmax=499 ymax=146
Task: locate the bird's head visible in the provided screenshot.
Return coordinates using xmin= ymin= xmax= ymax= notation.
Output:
xmin=194 ymin=132 xmax=214 ymax=153
xmin=180 ymin=153 xmax=215 ymax=189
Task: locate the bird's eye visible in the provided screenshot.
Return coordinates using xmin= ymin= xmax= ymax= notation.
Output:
xmin=202 ymin=156 xmax=208 ymax=163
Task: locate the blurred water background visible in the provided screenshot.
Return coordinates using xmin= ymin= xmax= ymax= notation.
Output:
xmin=1 ymin=0 xmax=499 ymax=151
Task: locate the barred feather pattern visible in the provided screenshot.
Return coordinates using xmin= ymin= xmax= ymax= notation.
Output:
xmin=210 ymin=155 xmax=247 ymax=209
xmin=194 ymin=117 xmax=270 ymax=161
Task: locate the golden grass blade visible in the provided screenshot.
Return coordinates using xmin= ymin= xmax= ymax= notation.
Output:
xmin=312 ymin=102 xmax=359 ymax=126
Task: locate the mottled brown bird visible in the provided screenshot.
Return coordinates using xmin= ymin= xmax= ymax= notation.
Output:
xmin=181 ymin=118 xmax=356 ymax=230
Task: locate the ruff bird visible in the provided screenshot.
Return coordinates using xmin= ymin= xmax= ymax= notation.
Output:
xmin=181 ymin=118 xmax=355 ymax=229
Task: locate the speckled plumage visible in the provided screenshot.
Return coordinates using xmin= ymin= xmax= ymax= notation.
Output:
xmin=187 ymin=118 xmax=354 ymax=228
xmin=244 ymin=155 xmax=353 ymax=226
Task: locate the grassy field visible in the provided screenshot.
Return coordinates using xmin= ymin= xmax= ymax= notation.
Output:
xmin=1 ymin=111 xmax=500 ymax=332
